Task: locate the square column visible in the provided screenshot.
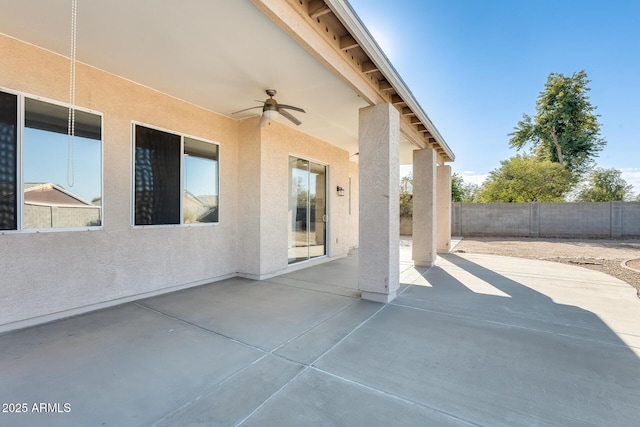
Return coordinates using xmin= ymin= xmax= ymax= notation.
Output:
xmin=358 ymin=103 xmax=400 ymax=303
xmin=412 ymin=148 xmax=437 ymax=266
xmin=437 ymin=165 xmax=452 ymax=253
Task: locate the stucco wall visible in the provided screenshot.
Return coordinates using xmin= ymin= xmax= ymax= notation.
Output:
xmin=347 ymin=161 xmax=359 ymax=249
xmin=0 ymin=35 xmax=359 ymax=330
xmin=0 ymin=35 xmax=241 ymax=329
xmin=257 ymin=120 xmax=357 ymax=277
xmin=237 ymin=118 xmax=262 ymax=277
xmin=451 ymin=202 xmax=640 ymax=238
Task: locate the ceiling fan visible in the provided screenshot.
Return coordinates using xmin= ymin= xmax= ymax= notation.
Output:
xmin=233 ymin=89 xmax=305 ymax=127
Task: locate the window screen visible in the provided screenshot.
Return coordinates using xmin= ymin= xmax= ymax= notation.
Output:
xmin=134 ymin=126 xmax=181 ymax=225
xmin=0 ymin=91 xmax=17 ymax=230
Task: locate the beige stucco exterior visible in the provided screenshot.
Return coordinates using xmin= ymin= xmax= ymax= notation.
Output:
xmin=236 ymin=115 xmax=358 ymax=279
xmin=0 ymin=35 xmax=359 ymax=330
xmin=437 ymin=165 xmax=452 ymax=253
xmin=0 ymin=0 xmax=456 ymax=329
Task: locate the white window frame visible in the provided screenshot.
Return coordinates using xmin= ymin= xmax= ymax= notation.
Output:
xmin=287 ymin=153 xmax=330 ymax=261
xmin=131 ymin=122 xmax=220 ymax=228
xmin=0 ymin=86 xmax=104 ymax=234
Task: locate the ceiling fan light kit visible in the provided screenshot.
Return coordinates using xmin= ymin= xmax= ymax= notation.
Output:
xmin=233 ymin=89 xmax=305 ymax=127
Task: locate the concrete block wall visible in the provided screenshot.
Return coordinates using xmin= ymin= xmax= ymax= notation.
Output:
xmin=452 ymin=202 xmax=640 ymax=238
xmin=538 ymin=203 xmax=611 ymax=238
xmin=622 ymin=202 xmax=640 ymax=237
xmin=24 ymin=204 xmax=101 ymax=229
xmin=457 ymin=203 xmax=531 ymax=237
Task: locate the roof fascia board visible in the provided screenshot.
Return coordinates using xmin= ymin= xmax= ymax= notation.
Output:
xmin=325 ymin=0 xmax=455 ymax=161
xmin=250 ymin=0 xmax=384 ymax=106
xmin=399 ymin=120 xmax=428 ymax=151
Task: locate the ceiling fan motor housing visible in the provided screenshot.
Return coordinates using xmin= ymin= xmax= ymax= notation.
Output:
xmin=264 ymin=98 xmax=278 ymax=111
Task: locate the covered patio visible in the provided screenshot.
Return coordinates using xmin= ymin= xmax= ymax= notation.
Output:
xmin=1 ymin=0 xmax=454 ymax=331
xmin=2 ymin=245 xmax=639 ymax=426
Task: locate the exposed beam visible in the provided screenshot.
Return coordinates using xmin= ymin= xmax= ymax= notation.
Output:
xmin=361 ymin=60 xmax=378 ymax=74
xmin=308 ymin=0 xmax=332 ymax=18
xmin=253 ymin=0 xmax=454 ymax=162
xmin=325 ymin=0 xmax=455 ymax=162
xmin=391 ymin=94 xmax=404 ymax=105
xmin=378 ymin=79 xmax=393 ymax=91
xmin=251 ymin=0 xmax=384 ymax=105
xmin=400 ymin=118 xmax=428 ymax=150
xmin=410 ymin=116 xmax=421 ymax=125
xmin=416 ymin=124 xmax=428 ymax=132
xmin=402 ymin=107 xmax=414 ymax=116
xmin=339 ymin=34 xmax=358 ymax=50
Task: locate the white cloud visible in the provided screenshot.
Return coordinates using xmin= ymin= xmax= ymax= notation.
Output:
xmin=457 ymin=169 xmax=640 ymax=195
xmin=620 ymin=168 xmax=640 ymax=196
xmin=460 ymin=172 xmax=488 ymax=186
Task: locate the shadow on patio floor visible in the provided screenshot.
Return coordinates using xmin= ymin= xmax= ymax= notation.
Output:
xmin=1 ymin=251 xmax=639 ymax=426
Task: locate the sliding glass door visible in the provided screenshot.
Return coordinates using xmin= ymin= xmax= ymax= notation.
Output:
xmin=288 ymin=156 xmax=326 ymax=264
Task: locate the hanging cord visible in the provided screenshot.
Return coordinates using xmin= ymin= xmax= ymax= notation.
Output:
xmin=67 ymin=0 xmax=77 ymax=187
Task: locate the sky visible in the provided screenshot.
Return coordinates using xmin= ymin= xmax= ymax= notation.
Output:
xmin=348 ymin=0 xmax=640 ymax=196
xmin=25 ymin=129 xmax=219 ymax=203
xmin=25 ymin=128 xmax=101 ymax=203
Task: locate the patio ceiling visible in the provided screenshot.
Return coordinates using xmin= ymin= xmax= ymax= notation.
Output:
xmin=0 ymin=0 xmax=450 ymax=164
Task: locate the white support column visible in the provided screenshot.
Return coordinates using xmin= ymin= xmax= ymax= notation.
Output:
xmin=437 ymin=165 xmax=452 ymax=253
xmin=358 ymin=103 xmax=400 ymax=303
xmin=412 ymin=148 xmax=437 ymax=266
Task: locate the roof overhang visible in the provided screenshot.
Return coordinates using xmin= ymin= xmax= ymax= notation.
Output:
xmin=0 ymin=0 xmax=454 ymax=164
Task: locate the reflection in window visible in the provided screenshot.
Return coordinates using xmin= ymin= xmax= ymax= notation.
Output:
xmin=133 ymin=125 xmax=219 ymax=226
xmin=184 ymin=137 xmax=218 ymax=224
xmin=0 ymin=91 xmax=17 ymax=230
xmin=23 ymin=98 xmax=102 ymax=229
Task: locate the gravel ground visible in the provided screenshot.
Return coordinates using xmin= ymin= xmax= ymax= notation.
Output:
xmin=452 ymin=237 xmax=640 ymax=297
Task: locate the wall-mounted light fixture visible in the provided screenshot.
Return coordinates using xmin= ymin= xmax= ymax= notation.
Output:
xmin=336 ymin=186 xmax=345 ymax=196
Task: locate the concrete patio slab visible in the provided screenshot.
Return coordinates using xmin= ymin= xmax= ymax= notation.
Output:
xmin=242 ymin=368 xmax=467 ymax=427
xmin=279 ymin=253 xmax=359 ymax=291
xmin=397 ymin=255 xmax=638 ymax=348
xmin=275 ymin=299 xmax=382 ymax=365
xmin=1 ymin=249 xmax=639 ymax=426
xmin=139 ymin=276 xmax=355 ymax=351
xmin=315 ymin=303 xmax=639 ymax=426
xmin=0 ymin=304 xmax=263 ymax=427
xmin=156 ymin=354 xmax=304 ymax=426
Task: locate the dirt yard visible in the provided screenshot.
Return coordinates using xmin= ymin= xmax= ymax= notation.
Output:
xmin=452 ymin=237 xmax=640 ymax=296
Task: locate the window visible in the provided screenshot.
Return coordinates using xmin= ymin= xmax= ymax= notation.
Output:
xmin=0 ymin=89 xmax=102 ymax=231
xmin=183 ymin=137 xmax=219 ymax=224
xmin=133 ymin=124 xmax=219 ymax=226
xmin=0 ymin=91 xmax=17 ymax=230
xmin=288 ymin=156 xmax=327 ymax=264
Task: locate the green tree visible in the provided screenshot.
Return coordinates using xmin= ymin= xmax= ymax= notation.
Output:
xmin=576 ymin=168 xmax=634 ymax=201
xmin=461 ymin=182 xmax=481 ymax=203
xmin=477 ymin=155 xmax=573 ymax=202
xmin=452 ymin=173 xmax=480 ymax=203
xmin=400 ymin=173 xmax=413 ymax=218
xmin=400 ymin=173 xmax=413 ymax=194
xmin=509 ymin=70 xmax=605 ymax=175
xmin=399 ymin=193 xmax=413 ymax=218
xmin=451 ymin=173 xmax=464 ymax=202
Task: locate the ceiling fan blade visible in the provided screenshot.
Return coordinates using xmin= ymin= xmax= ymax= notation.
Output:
xmin=279 ymin=109 xmax=302 ymax=126
xmin=277 ymin=104 xmax=306 ymax=113
xmin=232 ymin=105 xmax=263 ymax=114
xmin=259 ymin=113 xmax=268 ymax=127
